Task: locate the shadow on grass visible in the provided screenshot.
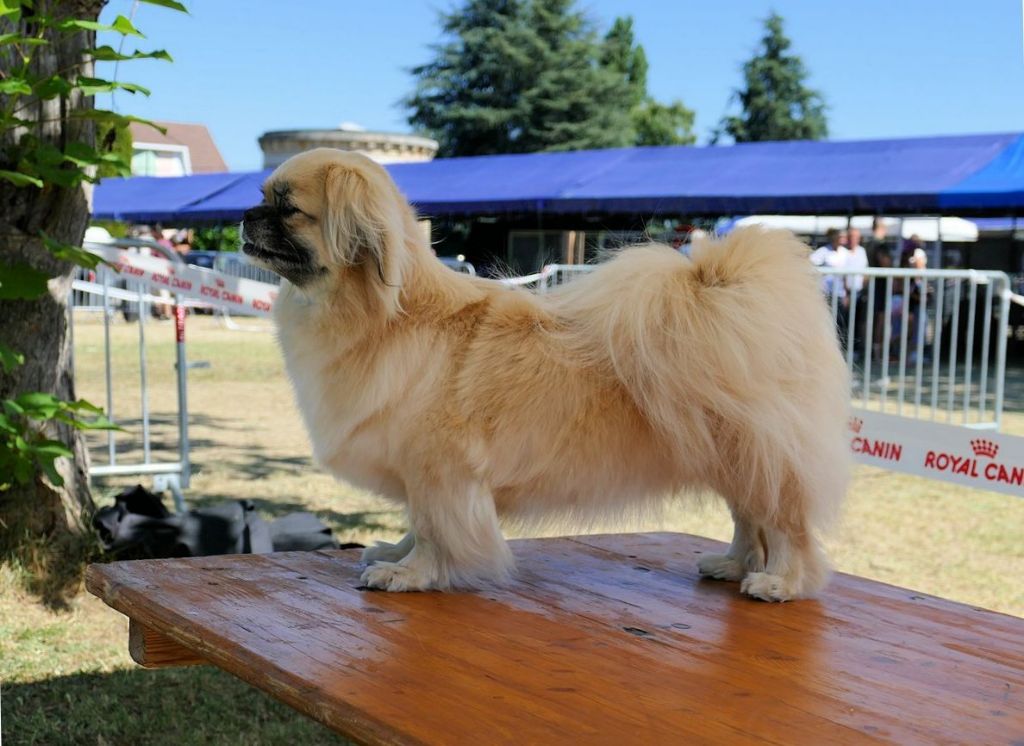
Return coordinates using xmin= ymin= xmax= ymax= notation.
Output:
xmin=186 ymin=494 xmax=399 ymax=535
xmin=2 ymin=666 xmax=348 ymax=746
xmin=228 ymin=453 xmax=313 ymax=480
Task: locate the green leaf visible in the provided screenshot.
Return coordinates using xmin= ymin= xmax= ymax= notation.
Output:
xmin=54 ymin=406 xmax=123 ymax=432
xmin=139 ymin=0 xmax=188 ymax=11
xmin=3 ymin=399 xmax=25 ymax=417
xmin=70 ymin=414 xmax=121 ymax=431
xmin=65 ymin=399 xmax=105 ymax=415
xmin=0 ymin=32 xmax=46 ymax=47
xmin=60 ymin=15 xmax=144 ymax=38
xmin=0 ymin=78 xmax=32 ymax=95
xmin=71 ymin=110 xmax=167 ymax=135
xmin=37 ymin=452 xmax=64 ymax=486
xmin=0 ymin=262 xmax=49 ymax=300
xmin=0 ymin=413 xmax=18 ymax=434
xmin=0 ymin=169 xmax=43 ymax=188
xmin=32 ymin=74 xmax=72 ymax=100
xmin=32 ymin=141 xmax=64 ymax=166
xmin=111 ymin=14 xmax=145 ymax=37
xmin=12 ymin=456 xmax=33 ymax=485
xmin=26 ymin=165 xmax=80 ymax=189
xmin=0 ymin=0 xmax=22 ymax=23
xmin=87 ymin=45 xmax=172 ymax=62
xmin=75 ymin=77 xmax=151 ymax=97
xmin=41 ymin=232 xmax=110 ymax=270
xmin=32 ymin=439 xmax=73 ymax=458
xmin=13 ymin=392 xmax=62 ymax=419
xmin=0 ymin=344 xmax=24 ymax=373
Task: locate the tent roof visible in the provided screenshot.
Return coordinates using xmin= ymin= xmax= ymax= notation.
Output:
xmin=93 ymin=132 xmax=1024 ymax=223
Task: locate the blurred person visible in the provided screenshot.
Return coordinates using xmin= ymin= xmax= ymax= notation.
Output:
xmin=149 ymin=223 xmax=174 ymax=252
xmin=871 ymin=247 xmax=894 ymax=360
xmin=809 ymin=228 xmax=850 ymax=349
xmin=846 ymin=228 xmax=869 ymax=360
xmin=893 ymin=237 xmax=928 ymax=362
xmin=172 ymin=228 xmax=193 ymax=257
xmin=908 ymin=243 xmax=929 ymax=360
xmin=868 ymin=216 xmax=889 ymax=264
xmin=809 ymin=228 xmax=848 ymax=296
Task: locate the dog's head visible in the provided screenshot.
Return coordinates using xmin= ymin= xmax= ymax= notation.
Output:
xmin=242 ymin=149 xmax=411 ymax=306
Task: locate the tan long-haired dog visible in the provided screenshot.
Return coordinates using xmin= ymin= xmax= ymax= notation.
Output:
xmin=242 ymin=149 xmax=850 ymax=601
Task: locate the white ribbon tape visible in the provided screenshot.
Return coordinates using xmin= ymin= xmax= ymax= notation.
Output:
xmin=91 ymin=246 xmax=277 ymax=317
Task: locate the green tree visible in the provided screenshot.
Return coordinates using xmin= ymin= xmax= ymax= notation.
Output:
xmin=600 ymin=16 xmax=695 ymax=146
xmin=516 ymin=0 xmax=633 ymax=152
xmin=408 ymin=1 xmax=693 ymax=155
xmin=716 ymin=12 xmax=827 ymax=143
xmin=0 ymin=0 xmax=182 ymax=601
xmin=406 ymin=0 xmax=532 ymax=156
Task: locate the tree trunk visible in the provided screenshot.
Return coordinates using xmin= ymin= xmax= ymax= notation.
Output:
xmin=0 ymin=1 xmax=107 ymax=590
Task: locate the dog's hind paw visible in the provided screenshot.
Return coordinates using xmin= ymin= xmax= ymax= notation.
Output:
xmin=697 ymin=554 xmax=745 ymax=582
xmin=360 ymin=561 xmax=436 ymax=592
xmin=740 ymin=572 xmax=797 ymax=602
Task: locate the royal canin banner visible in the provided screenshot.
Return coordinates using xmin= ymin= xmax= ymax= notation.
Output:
xmin=850 ymin=409 xmax=1024 ymax=497
xmin=91 ymin=245 xmax=277 ymax=317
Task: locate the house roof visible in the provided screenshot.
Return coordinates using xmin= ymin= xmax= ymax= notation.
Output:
xmin=129 ymin=120 xmax=228 ymax=173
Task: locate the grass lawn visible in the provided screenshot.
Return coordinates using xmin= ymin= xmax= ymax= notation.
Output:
xmin=3 ymin=311 xmax=1022 ymax=744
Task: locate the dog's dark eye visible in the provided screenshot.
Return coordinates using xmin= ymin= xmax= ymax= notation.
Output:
xmin=278 ymin=204 xmax=299 ymax=218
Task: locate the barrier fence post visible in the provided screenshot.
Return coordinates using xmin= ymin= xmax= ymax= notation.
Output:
xmin=137 ymin=281 xmax=151 ymax=463
xmin=102 ymin=266 xmax=116 ymax=464
xmin=174 ymin=299 xmax=190 ymax=509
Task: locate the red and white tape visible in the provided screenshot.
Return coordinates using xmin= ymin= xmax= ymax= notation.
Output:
xmin=849 ymin=409 xmax=1023 ymax=497
xmin=91 ymin=245 xmax=277 ymax=317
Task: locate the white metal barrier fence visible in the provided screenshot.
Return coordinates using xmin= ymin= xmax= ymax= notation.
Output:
xmin=520 ymin=263 xmax=1013 ymax=431
xmin=69 ymin=240 xmax=278 ymax=511
xmin=819 ymin=267 xmax=1011 ymax=431
xmin=70 ymin=265 xmax=191 ymax=512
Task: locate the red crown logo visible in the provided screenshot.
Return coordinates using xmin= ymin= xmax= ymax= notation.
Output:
xmin=848 ymin=417 xmax=863 ymax=434
xmin=970 ymin=439 xmax=999 ymax=458
xmin=215 ymin=278 xmax=225 ymax=288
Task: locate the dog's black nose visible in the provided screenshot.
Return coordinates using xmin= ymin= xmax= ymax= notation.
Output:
xmin=243 ymin=206 xmax=263 ymax=222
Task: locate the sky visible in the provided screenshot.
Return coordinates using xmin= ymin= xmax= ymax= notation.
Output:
xmin=96 ymin=0 xmax=1024 ymax=172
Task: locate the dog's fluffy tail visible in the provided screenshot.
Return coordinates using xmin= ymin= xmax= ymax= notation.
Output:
xmin=548 ymin=226 xmax=850 ymax=533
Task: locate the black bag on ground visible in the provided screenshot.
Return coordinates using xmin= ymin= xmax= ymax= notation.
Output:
xmin=93 ymin=485 xmax=346 ymax=559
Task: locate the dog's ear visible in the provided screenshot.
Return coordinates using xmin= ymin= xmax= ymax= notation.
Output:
xmin=322 ymin=162 xmax=407 ymax=313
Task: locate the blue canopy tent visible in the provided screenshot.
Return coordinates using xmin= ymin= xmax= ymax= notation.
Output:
xmin=93 ymin=132 xmax=1024 ymax=222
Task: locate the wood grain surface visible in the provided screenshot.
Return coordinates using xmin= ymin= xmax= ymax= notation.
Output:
xmin=128 ymin=619 xmax=206 ymax=668
xmin=85 ymin=533 xmax=1024 ymax=745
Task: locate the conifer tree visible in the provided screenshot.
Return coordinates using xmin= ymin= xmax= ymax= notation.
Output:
xmin=406 ymin=2 xmax=695 ymax=155
xmin=716 ymin=13 xmax=827 ymax=142
xmin=601 ymin=17 xmax=695 ymax=146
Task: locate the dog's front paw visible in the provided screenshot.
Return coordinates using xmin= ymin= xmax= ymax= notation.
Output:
xmin=697 ymin=554 xmax=745 ymax=582
xmin=740 ymin=572 xmax=796 ymax=602
xmin=360 ymin=561 xmax=436 ymax=592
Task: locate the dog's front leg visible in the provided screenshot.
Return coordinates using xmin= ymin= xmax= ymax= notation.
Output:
xmin=359 ymin=480 xmax=514 ymax=592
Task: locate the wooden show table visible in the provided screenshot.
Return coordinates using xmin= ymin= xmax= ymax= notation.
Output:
xmin=86 ymin=533 xmax=1024 ymax=744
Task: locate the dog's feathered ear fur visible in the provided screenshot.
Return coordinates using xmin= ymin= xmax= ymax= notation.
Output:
xmin=322 ymin=161 xmax=408 ymax=315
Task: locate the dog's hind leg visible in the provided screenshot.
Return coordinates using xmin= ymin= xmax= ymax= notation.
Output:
xmin=736 ymin=470 xmax=834 ymax=602
xmin=739 ymin=524 xmax=829 ymax=602
xmin=697 ymin=509 xmax=765 ymax=582
xmin=360 ymin=480 xmax=513 ymax=592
